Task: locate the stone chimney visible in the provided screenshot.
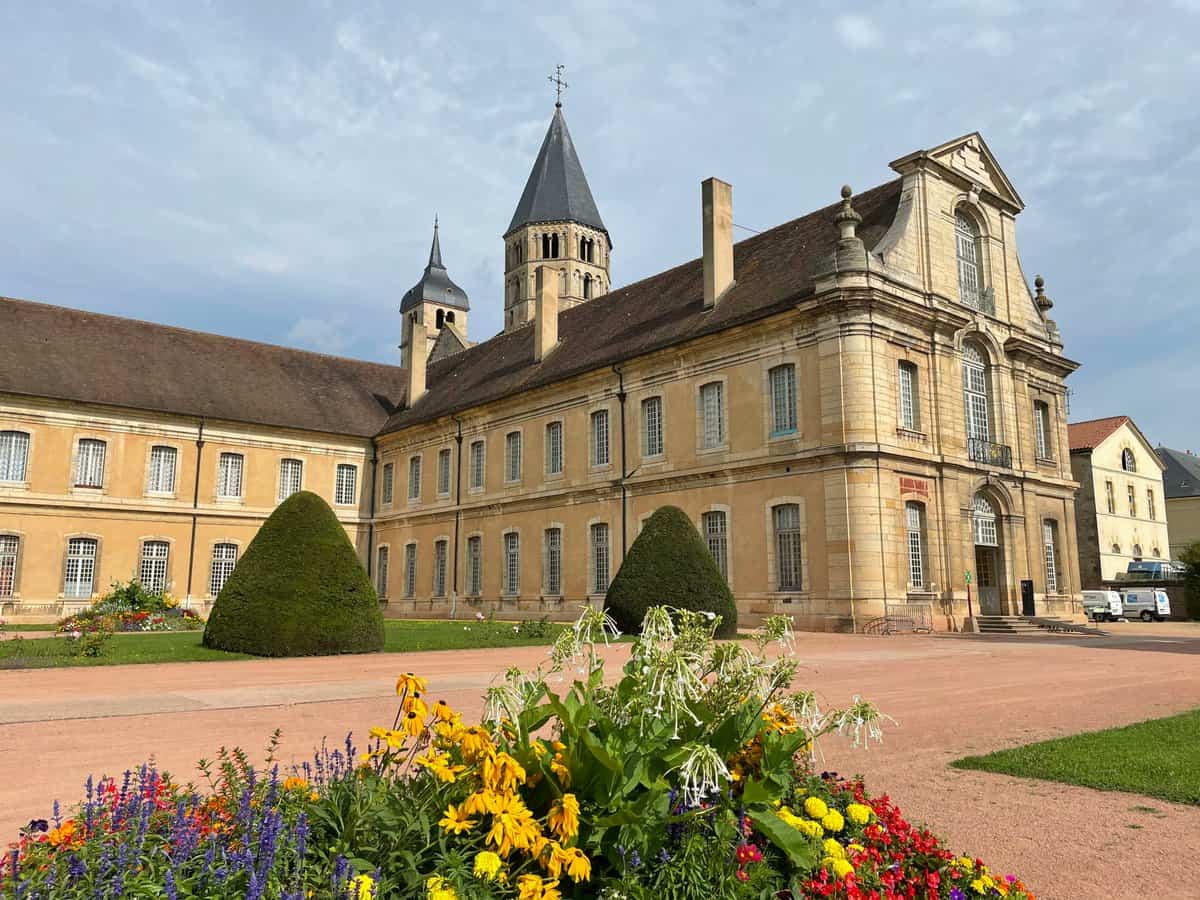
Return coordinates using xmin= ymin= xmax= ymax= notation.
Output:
xmin=534 ymin=265 xmax=560 ymax=362
xmin=702 ymin=177 xmax=734 ymax=310
xmin=407 ymin=315 xmax=427 ymax=405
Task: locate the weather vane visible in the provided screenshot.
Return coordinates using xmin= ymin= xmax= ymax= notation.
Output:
xmin=548 ymin=64 xmax=568 ymax=108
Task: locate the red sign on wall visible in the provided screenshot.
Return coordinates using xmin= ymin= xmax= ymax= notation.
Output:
xmin=900 ymin=477 xmax=930 ymax=499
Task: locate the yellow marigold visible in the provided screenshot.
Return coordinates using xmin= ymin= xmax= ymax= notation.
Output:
xmin=47 ymin=820 xmax=77 ymax=848
xmin=797 ymin=819 xmax=824 ymax=839
xmin=821 ymin=810 xmax=845 ymax=833
xmin=547 ymin=793 xmax=580 ymax=841
xmin=803 ymin=796 xmax=829 ymax=819
xmin=776 ymin=807 xmax=805 ymax=829
xmin=426 ymin=874 xmax=458 ymax=900
xmin=348 ymin=873 xmax=375 ymax=900
xmin=397 ymin=672 xmax=429 ymax=697
xmin=846 ymin=803 xmax=872 ymax=826
xmin=473 ymin=850 xmax=502 ymax=882
xmin=561 ymin=847 xmax=591 ymax=883
xmin=847 ymin=843 xmax=865 ymax=855
xmin=282 ymin=776 xmax=309 ymax=792
xmin=438 ymin=803 xmax=476 ymax=835
xmin=828 ymin=858 xmax=854 ymax=880
xmin=822 ymin=838 xmax=845 ymax=860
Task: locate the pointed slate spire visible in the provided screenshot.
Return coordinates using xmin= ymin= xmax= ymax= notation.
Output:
xmin=505 ymin=107 xmax=608 ymax=242
xmin=400 ymin=218 xmax=470 ymax=312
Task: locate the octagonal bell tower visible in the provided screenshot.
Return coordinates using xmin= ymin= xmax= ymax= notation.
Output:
xmin=502 ymin=103 xmax=611 ymax=332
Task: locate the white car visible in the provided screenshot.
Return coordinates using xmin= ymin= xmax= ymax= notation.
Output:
xmin=1082 ymin=590 xmax=1123 ymax=622
xmin=1120 ymin=589 xmax=1171 ymax=622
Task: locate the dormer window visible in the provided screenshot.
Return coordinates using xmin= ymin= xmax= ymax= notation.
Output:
xmin=955 ymin=211 xmax=987 ymax=313
xmin=1121 ymin=448 xmax=1136 ymax=472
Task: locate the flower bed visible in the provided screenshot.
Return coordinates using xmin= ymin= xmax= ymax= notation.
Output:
xmin=5 ymin=608 xmax=1034 ymax=899
xmin=56 ymin=581 xmax=202 ymax=635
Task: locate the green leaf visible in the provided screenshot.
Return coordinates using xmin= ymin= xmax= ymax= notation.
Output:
xmin=747 ymin=808 xmax=819 ymax=869
xmin=740 ymin=777 xmax=771 ymax=807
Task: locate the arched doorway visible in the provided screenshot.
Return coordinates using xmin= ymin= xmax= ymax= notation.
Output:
xmin=971 ymin=492 xmax=1004 ymax=614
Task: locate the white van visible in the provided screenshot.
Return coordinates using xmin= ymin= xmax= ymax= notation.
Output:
xmin=1120 ymin=589 xmax=1171 ymax=622
xmin=1082 ymin=590 xmax=1123 ymax=622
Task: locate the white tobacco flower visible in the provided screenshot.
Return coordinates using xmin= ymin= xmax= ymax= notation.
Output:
xmin=832 ymin=696 xmax=896 ymax=748
xmin=676 ymin=744 xmax=730 ymax=808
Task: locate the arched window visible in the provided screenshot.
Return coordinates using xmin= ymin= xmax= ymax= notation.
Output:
xmin=955 ymin=211 xmax=983 ymax=310
xmin=446 ymin=311 xmax=455 ymax=324
xmin=971 ymin=493 xmax=998 ymax=546
xmin=541 ymin=234 xmax=550 ymax=258
xmin=579 ymin=236 xmax=587 ymax=260
xmin=1153 ymin=546 xmax=1161 ymax=558
xmin=962 ymin=344 xmax=992 ymax=448
xmin=0 ymin=534 xmax=20 ymax=598
xmin=550 ymin=233 xmax=560 ymax=259
xmin=583 ymin=273 xmax=593 ymax=299
xmin=1133 ymin=544 xmax=1143 ymax=560
xmin=435 ymin=309 xmax=445 ymax=329
xmin=1112 ymin=543 xmax=1121 ymax=554
xmin=1121 ymin=449 xmax=1137 ymax=472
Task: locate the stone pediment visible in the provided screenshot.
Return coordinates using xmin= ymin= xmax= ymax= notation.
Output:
xmin=892 ymin=132 xmax=1024 ymax=211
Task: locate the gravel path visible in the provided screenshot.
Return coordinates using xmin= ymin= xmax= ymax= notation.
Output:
xmin=2 ymin=625 xmax=1198 ymax=899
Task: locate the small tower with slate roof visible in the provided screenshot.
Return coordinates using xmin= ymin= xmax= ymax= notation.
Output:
xmin=502 ymin=102 xmax=610 ymax=332
xmin=400 ymin=218 xmax=470 ymax=370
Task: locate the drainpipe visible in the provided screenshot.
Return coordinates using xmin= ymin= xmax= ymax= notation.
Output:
xmin=612 ymin=365 xmax=629 ymax=560
xmin=185 ymin=419 xmax=206 ymax=606
xmin=451 ymin=416 xmax=464 ymax=620
xmin=366 ymin=437 xmax=378 ymax=580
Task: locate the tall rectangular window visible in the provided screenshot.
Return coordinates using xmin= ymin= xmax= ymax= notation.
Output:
xmin=0 ymin=431 xmax=30 ymax=483
xmin=773 ymin=504 xmax=803 ymax=591
xmin=335 ymin=464 xmax=357 ymax=505
xmin=700 ymin=382 xmax=725 ymax=449
xmin=1105 ymin=481 xmax=1115 ymax=515
xmin=437 ymin=448 xmax=452 ymax=496
xmin=146 ymin=445 xmax=177 ymax=494
xmin=408 ymin=456 xmax=422 ymax=501
xmin=702 ymin=511 xmax=728 ymax=582
xmin=469 ymin=440 xmax=485 ymax=490
xmin=63 ymin=537 xmax=98 ymax=598
xmin=505 ymin=432 xmax=522 ymax=483
xmin=1043 ymin=520 xmax=1059 ymax=594
xmin=905 ymin=502 xmax=926 ymax=588
xmin=216 ymin=452 xmax=243 ymax=498
xmin=503 ymin=532 xmax=520 ymax=596
xmin=0 ymin=534 xmax=19 ymax=598
xmin=404 ymin=544 xmax=417 ymax=598
xmin=544 ymin=528 xmax=563 ymax=594
xmin=545 ymin=422 xmax=564 ymax=475
xmin=139 ymin=540 xmax=169 ymax=593
xmin=376 ymin=546 xmax=389 ymax=598
xmin=466 ymin=536 xmax=482 ymax=595
xmin=433 ymin=540 xmax=448 ymax=597
xmin=769 ymin=365 xmax=797 ymax=435
xmin=591 ymin=410 xmax=610 ymax=467
xmin=76 ymin=439 xmax=106 ymax=488
xmin=381 ymin=462 xmax=394 ymax=505
xmin=1148 ymin=489 xmax=1156 ymax=521
xmin=278 ymin=458 xmax=303 ymax=500
xmin=1034 ymin=401 xmax=1052 ymax=459
xmin=898 ymin=362 xmax=919 ymax=431
xmin=641 ymin=397 xmax=663 ymax=458
xmin=210 ymin=543 xmax=238 ymax=596
xmin=590 ymin=523 xmax=610 ymax=594
xmin=1127 ymin=485 xmax=1137 ymax=517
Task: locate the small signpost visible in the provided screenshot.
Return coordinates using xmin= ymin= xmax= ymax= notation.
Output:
xmin=965 ymin=569 xmax=975 ymax=627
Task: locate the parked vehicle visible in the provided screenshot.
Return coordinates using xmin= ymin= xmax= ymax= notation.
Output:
xmin=1082 ymin=590 xmax=1123 ymax=622
xmin=1125 ymin=561 xmax=1185 ymax=581
xmin=1120 ymin=588 xmax=1171 ymax=622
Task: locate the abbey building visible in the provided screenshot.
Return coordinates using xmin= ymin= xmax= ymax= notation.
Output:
xmin=0 ymin=105 xmax=1082 ymax=630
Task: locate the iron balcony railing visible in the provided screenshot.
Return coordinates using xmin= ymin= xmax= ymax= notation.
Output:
xmin=968 ymin=437 xmax=1013 ymax=469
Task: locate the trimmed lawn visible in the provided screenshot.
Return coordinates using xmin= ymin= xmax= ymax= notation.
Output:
xmin=1 ymin=624 xmax=58 ymax=632
xmin=952 ymin=708 xmax=1200 ymax=805
xmin=0 ymin=619 xmax=565 ymax=668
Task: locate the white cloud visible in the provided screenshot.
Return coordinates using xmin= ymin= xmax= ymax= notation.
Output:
xmin=285 ymin=318 xmax=352 ymax=356
xmin=834 ymin=15 xmax=882 ymax=49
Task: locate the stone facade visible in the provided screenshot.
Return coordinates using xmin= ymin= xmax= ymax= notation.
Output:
xmin=0 ymin=124 xmax=1083 ymax=630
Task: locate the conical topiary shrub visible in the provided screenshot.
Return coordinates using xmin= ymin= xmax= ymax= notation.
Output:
xmin=605 ymin=505 xmax=738 ymax=637
xmin=203 ymin=491 xmax=384 ymax=656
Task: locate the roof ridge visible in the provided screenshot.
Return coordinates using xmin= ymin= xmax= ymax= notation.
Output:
xmin=0 ymin=295 xmax=404 ymax=373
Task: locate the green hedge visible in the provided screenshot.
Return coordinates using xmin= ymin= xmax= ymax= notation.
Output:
xmin=202 ymin=491 xmax=384 ymax=656
xmin=605 ymin=505 xmax=738 ymax=637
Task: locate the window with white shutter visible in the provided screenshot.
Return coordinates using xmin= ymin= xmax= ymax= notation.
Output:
xmin=147 ymin=446 xmax=178 ymax=494
xmin=335 ymin=464 xmax=357 ymax=505
xmin=590 ymin=410 xmax=610 ymax=467
xmin=278 ymin=458 xmax=303 ymax=500
xmin=0 ymin=431 xmax=29 ymax=483
xmin=216 ymin=452 xmax=244 ymax=499
xmin=75 ymin=439 xmax=106 ymax=488
xmin=773 ymin=504 xmax=802 ymax=591
xmin=138 ymin=540 xmax=170 ymax=593
xmin=700 ymin=382 xmax=725 ymax=449
xmin=768 ymin=365 xmax=797 ymax=436
xmin=641 ymin=397 xmax=663 ymax=458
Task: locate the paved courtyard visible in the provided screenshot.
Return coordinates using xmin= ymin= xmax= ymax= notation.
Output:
xmin=3 ymin=625 xmax=1200 ymax=899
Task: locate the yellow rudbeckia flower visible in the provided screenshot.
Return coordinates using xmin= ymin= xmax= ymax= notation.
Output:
xmin=547 ymin=793 xmax=580 ymax=841
xmin=397 ymin=672 xmax=429 ymax=697
xmin=438 ymin=803 xmax=476 ymax=835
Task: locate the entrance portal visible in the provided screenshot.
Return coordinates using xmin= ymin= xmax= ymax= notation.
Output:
xmin=971 ymin=493 xmax=1004 ymax=615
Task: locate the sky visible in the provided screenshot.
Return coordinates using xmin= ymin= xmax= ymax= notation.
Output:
xmin=2 ymin=0 xmax=1200 ymax=447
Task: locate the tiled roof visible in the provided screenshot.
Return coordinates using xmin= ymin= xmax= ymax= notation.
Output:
xmin=0 ymin=297 xmax=406 ymax=437
xmin=1068 ymin=416 xmax=1131 ymax=452
xmin=1156 ymin=447 xmax=1200 ymax=499
xmin=381 ymin=178 xmax=904 ymax=434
